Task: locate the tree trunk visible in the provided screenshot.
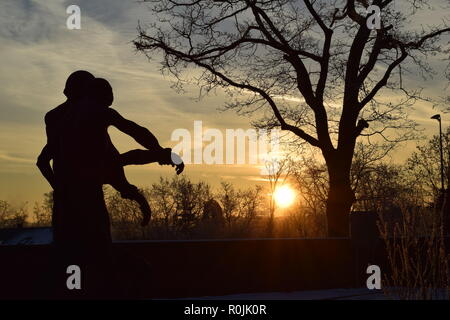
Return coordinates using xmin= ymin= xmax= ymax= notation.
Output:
xmin=325 ymin=154 xmax=355 ymax=237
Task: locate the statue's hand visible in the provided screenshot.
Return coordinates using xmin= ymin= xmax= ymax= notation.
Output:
xmin=158 ymin=148 xmax=184 ymax=174
xmin=171 ymin=152 xmax=184 ymax=175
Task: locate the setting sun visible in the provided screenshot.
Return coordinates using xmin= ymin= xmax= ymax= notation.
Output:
xmin=273 ymin=185 xmax=296 ymax=208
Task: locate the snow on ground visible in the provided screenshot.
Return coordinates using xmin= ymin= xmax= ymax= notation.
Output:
xmin=0 ymin=227 xmax=52 ymax=245
xmin=193 ymin=288 xmax=387 ymax=300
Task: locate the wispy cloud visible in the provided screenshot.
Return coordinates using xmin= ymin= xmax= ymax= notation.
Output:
xmin=0 ymin=0 xmax=448 ymax=204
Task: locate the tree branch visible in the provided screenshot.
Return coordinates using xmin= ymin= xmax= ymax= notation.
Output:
xmin=141 ymin=39 xmax=322 ymax=147
xmin=359 ymin=46 xmax=408 ymax=109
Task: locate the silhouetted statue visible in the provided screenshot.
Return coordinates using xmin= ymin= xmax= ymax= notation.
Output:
xmin=37 ymin=74 xmax=184 ymax=228
xmin=36 ymin=71 xmax=184 ymax=298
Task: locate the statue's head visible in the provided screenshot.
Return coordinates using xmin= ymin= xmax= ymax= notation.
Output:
xmin=63 ymin=70 xmax=95 ymax=100
xmin=88 ymin=78 xmax=114 ymax=108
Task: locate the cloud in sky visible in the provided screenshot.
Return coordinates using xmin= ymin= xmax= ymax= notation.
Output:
xmin=0 ymin=0 xmax=448 ymax=204
xmin=0 ymin=0 xmax=260 ymax=203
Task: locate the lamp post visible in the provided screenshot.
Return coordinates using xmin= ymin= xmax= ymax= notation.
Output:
xmin=431 ymin=114 xmax=444 ymax=191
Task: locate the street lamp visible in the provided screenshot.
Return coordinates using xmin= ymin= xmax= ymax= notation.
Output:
xmin=431 ymin=114 xmax=444 ymax=191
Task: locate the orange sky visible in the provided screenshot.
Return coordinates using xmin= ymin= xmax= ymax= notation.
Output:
xmin=0 ymin=1 xmax=448 ymax=206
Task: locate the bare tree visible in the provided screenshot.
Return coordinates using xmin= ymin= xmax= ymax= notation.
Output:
xmin=0 ymin=200 xmax=28 ymax=228
xmin=264 ymin=156 xmax=291 ymax=224
xmin=291 ymin=154 xmax=328 ymax=218
xmin=237 ymin=185 xmax=263 ymax=228
xmin=217 ymin=181 xmax=239 ymax=225
xmin=135 ymin=0 xmax=450 ymax=236
xmin=407 ymin=126 xmax=450 ymax=203
xmin=0 ymin=200 xmax=11 ymax=226
xmin=32 ymin=192 xmax=53 ymax=227
xmin=150 ymin=177 xmax=177 ymax=232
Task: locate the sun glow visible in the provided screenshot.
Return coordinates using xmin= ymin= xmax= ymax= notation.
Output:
xmin=273 ymin=185 xmax=296 ymax=208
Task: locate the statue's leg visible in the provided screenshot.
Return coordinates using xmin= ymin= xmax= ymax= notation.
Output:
xmin=107 ymin=166 xmax=152 ymax=226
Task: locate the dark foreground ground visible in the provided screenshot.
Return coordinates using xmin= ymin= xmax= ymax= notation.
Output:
xmin=0 ymin=237 xmax=383 ymax=299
